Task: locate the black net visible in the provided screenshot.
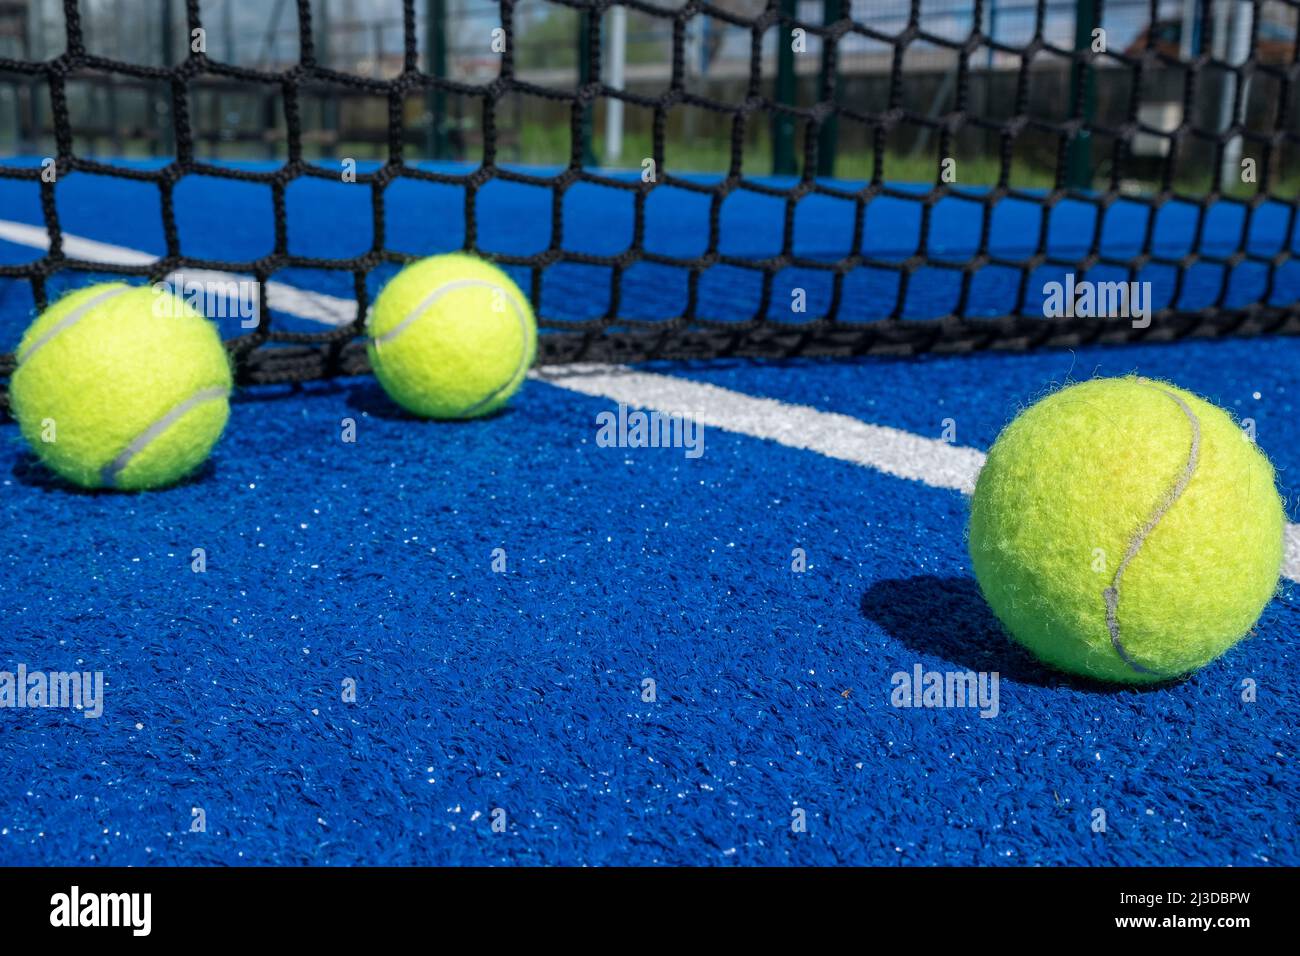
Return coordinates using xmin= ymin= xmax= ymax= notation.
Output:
xmin=1 ymin=0 xmax=1298 ymax=411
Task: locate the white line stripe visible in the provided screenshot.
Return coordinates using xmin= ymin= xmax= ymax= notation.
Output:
xmin=171 ymin=268 xmax=355 ymax=327
xmin=534 ymin=364 xmax=986 ymax=493
xmin=1285 ymin=525 xmax=1300 ymax=587
xmin=0 ymin=219 xmax=154 ymax=265
xmin=7 ymin=221 xmax=1297 ymax=584
xmin=534 ymin=364 xmax=1300 ymax=585
xmin=0 ymin=220 xmax=356 ymax=327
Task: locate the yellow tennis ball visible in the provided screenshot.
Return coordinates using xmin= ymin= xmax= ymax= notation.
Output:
xmin=10 ymin=282 xmax=232 ymax=491
xmin=366 ymin=253 xmax=537 ymax=419
xmin=969 ymin=376 xmax=1286 ymax=683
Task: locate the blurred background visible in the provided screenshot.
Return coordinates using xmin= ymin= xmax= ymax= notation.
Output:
xmin=0 ymin=0 xmax=1296 ymax=195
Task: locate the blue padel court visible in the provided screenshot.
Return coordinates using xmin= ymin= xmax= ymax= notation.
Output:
xmin=0 ymin=162 xmax=1297 ymax=866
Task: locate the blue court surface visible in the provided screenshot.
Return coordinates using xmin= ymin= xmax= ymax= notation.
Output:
xmin=0 ymin=163 xmax=1297 ymax=866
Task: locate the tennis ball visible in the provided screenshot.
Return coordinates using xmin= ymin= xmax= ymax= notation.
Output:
xmin=366 ymin=253 xmax=537 ymax=419
xmin=10 ymin=282 xmax=232 ymax=491
xmin=969 ymin=376 xmax=1285 ymax=684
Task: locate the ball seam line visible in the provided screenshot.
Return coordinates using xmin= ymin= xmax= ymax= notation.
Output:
xmin=99 ymin=385 xmax=229 ymax=489
xmin=1103 ymin=383 xmax=1202 ymax=677
xmin=372 ymin=277 xmax=532 ymax=416
xmin=16 ymin=285 xmax=131 ymax=365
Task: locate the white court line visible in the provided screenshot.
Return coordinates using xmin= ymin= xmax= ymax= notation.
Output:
xmin=536 ymin=364 xmax=1300 ymax=586
xmin=6 ymin=219 xmax=1298 ymax=583
xmin=0 ymin=220 xmax=356 ymax=326
xmin=534 ymin=363 xmax=985 ymax=493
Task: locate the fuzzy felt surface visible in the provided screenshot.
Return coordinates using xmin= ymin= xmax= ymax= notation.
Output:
xmin=10 ymin=283 xmax=232 ymax=490
xmin=366 ymin=254 xmax=537 ymax=419
xmin=969 ymin=377 xmax=1286 ymax=684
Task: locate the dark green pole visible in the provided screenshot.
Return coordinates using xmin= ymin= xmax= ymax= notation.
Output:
xmin=17 ymin=0 xmax=34 ymax=149
xmin=425 ymin=0 xmax=447 ymax=159
xmin=217 ymin=0 xmax=234 ymax=157
xmin=772 ymin=0 xmax=797 ymax=175
xmin=108 ymin=0 xmax=125 ymax=154
xmin=987 ymin=0 xmax=997 ymax=68
xmin=816 ymin=0 xmax=844 ymax=178
xmin=223 ymin=0 xmax=234 ymax=60
xmin=155 ymin=0 xmax=176 ymax=156
xmin=1065 ymin=0 xmax=1098 ymax=190
xmin=318 ymin=0 xmax=337 ymax=157
xmin=576 ymin=9 xmax=598 ymax=167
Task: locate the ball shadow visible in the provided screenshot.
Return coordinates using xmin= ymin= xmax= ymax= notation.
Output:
xmin=859 ymin=575 xmax=1178 ymax=693
xmin=343 ymin=380 xmax=515 ymax=424
xmin=10 ymin=449 xmax=218 ymax=494
xmin=229 ymin=380 xmax=346 ymax=407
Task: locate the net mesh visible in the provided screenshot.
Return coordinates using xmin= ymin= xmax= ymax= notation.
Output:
xmin=0 ymin=0 xmax=1298 ymax=409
